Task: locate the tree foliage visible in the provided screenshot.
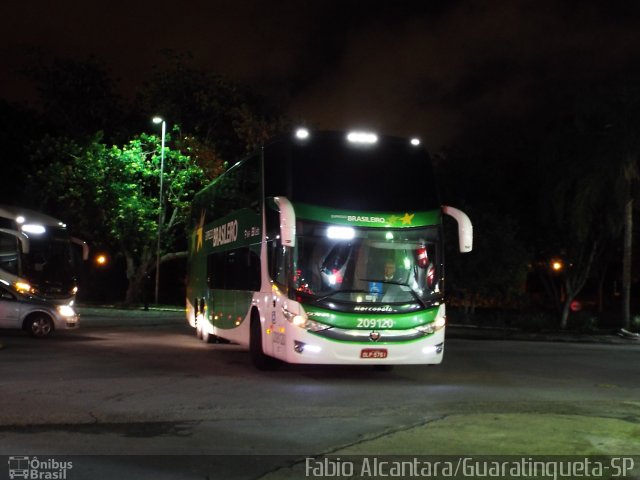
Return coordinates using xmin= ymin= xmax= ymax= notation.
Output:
xmin=11 ymin=53 xmax=291 ymax=304
xmin=538 ymin=83 xmax=640 ymax=328
xmin=444 ymin=206 xmax=531 ymax=313
xmin=26 ymin=131 xmax=208 ymax=304
xmin=135 ymin=52 xmax=289 ymax=163
xmin=24 ymin=55 xmax=125 ymax=141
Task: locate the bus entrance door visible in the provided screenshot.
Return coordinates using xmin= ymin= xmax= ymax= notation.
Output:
xmin=268 ymin=293 xmax=287 ymax=358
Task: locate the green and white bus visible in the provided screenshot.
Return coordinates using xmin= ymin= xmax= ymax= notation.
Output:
xmin=186 ymin=129 xmax=472 ymax=369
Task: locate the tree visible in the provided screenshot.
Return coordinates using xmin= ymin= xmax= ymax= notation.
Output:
xmin=0 ymin=100 xmax=46 ymax=204
xmin=538 ymin=82 xmax=640 ymax=328
xmin=24 ymin=55 xmax=126 ymax=141
xmin=444 ymin=206 xmax=531 ymax=314
xmin=135 ymin=52 xmax=289 ymax=163
xmin=539 ymin=108 xmax=621 ymax=327
xmin=599 ymin=87 xmax=640 ymax=330
xmin=26 ymin=130 xmax=208 ymax=305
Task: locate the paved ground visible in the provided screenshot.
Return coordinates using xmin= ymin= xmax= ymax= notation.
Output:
xmin=1 ymin=307 xmax=640 ymax=480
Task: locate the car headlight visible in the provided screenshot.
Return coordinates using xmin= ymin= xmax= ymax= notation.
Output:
xmin=57 ymin=305 xmax=76 ymax=317
xmin=14 ymin=281 xmax=33 ymax=294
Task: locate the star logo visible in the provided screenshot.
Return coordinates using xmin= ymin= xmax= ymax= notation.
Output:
xmin=400 ymin=212 xmax=415 ymax=225
xmin=195 ymin=210 xmax=205 ymax=251
xmin=388 ymin=215 xmax=399 ymax=225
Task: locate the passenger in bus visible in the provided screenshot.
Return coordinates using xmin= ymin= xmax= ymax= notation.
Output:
xmin=383 ymin=260 xmax=396 ymax=282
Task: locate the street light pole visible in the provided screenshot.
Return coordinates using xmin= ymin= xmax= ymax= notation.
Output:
xmin=152 ymin=116 xmax=166 ymax=305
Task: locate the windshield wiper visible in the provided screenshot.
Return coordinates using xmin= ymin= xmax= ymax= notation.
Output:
xmin=313 ymin=289 xmax=370 ymax=303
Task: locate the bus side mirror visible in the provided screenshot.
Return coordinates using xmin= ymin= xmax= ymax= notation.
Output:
xmin=442 ymin=206 xmax=473 ymax=253
xmin=0 ymin=228 xmax=30 ymax=254
xmin=71 ymin=237 xmax=90 ymax=261
xmin=274 ymin=196 xmax=296 ymax=248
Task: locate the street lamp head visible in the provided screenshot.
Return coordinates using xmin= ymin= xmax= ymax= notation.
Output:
xmin=152 ymin=116 xmax=164 ymax=124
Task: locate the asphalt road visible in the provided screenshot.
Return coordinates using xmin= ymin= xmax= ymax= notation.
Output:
xmin=0 ymin=308 xmax=639 ymax=479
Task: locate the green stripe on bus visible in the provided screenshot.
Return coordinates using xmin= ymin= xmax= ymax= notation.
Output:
xmin=292 ymin=203 xmax=441 ymax=227
xmin=304 ymin=305 xmax=439 ymax=330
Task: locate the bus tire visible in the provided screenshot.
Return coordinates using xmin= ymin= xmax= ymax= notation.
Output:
xmin=250 ymin=313 xmax=280 ymax=370
xmin=202 ymin=328 xmax=215 ymax=344
xmin=195 ymin=318 xmax=203 ymax=339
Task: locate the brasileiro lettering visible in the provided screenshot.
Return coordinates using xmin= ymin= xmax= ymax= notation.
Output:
xmin=206 ymin=220 xmax=239 ymax=247
xmin=347 ymin=215 xmax=386 ymax=223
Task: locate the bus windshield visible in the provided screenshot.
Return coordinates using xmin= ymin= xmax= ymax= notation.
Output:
xmin=21 ymin=230 xmax=76 ymax=297
xmin=293 ymin=220 xmax=441 ymax=311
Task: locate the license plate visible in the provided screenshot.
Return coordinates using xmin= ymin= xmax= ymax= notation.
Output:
xmin=360 ymin=348 xmax=388 ymax=359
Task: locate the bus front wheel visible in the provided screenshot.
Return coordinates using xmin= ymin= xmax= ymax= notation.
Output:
xmin=250 ymin=314 xmax=280 ymax=371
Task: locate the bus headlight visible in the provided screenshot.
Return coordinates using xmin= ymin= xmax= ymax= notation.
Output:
xmin=284 ymin=308 xmax=330 ymax=332
xmin=417 ymin=317 xmax=446 ymax=335
xmin=293 ymin=315 xmax=330 ymax=332
xmin=303 ymin=319 xmax=331 ymax=332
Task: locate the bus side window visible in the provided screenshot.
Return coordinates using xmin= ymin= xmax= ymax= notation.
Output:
xmin=208 ymin=248 xmax=261 ymax=291
xmin=268 ymin=241 xmax=287 ymax=287
xmin=265 ymin=202 xmax=287 ymax=286
xmin=207 ymin=253 xmax=225 ymax=289
xmin=0 ymin=231 xmax=19 ymax=275
xmin=245 ymin=248 xmax=261 ymax=291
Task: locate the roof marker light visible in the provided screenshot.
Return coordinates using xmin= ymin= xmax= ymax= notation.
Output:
xmin=410 ymin=138 xmax=421 ymax=146
xmin=347 ymin=131 xmax=378 ymax=144
xmin=295 ymin=128 xmax=310 ymax=140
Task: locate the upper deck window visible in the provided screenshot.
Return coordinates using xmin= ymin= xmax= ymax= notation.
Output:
xmin=264 ymin=132 xmax=440 ymax=212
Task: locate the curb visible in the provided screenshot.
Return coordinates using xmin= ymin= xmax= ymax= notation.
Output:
xmin=447 ymin=324 xmax=639 ymax=345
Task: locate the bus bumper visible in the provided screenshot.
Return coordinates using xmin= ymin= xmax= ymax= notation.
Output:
xmin=277 ymin=328 xmax=445 ymax=365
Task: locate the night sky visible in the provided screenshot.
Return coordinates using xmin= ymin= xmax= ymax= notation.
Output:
xmin=2 ymin=0 xmax=640 ymax=149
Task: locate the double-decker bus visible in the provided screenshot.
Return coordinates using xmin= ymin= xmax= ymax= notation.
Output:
xmin=0 ymin=205 xmax=88 ymax=301
xmin=186 ymin=129 xmax=472 ymax=369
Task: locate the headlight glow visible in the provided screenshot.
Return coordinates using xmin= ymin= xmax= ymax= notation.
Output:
xmin=417 ymin=317 xmax=445 ymax=335
xmin=292 ymin=315 xmax=306 ymax=327
xmin=57 ymin=305 xmax=76 ymax=317
xmin=285 ymin=311 xmax=330 ymax=332
xmin=295 ymin=128 xmax=310 ymax=139
xmin=14 ymin=282 xmax=32 ymax=293
xmin=21 ymin=224 xmax=46 ymax=234
xmin=347 ymin=131 xmax=378 ymax=144
xmin=327 ymin=226 xmax=355 ymax=240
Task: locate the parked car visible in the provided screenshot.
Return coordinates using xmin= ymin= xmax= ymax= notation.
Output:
xmin=0 ymin=282 xmax=79 ymax=338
